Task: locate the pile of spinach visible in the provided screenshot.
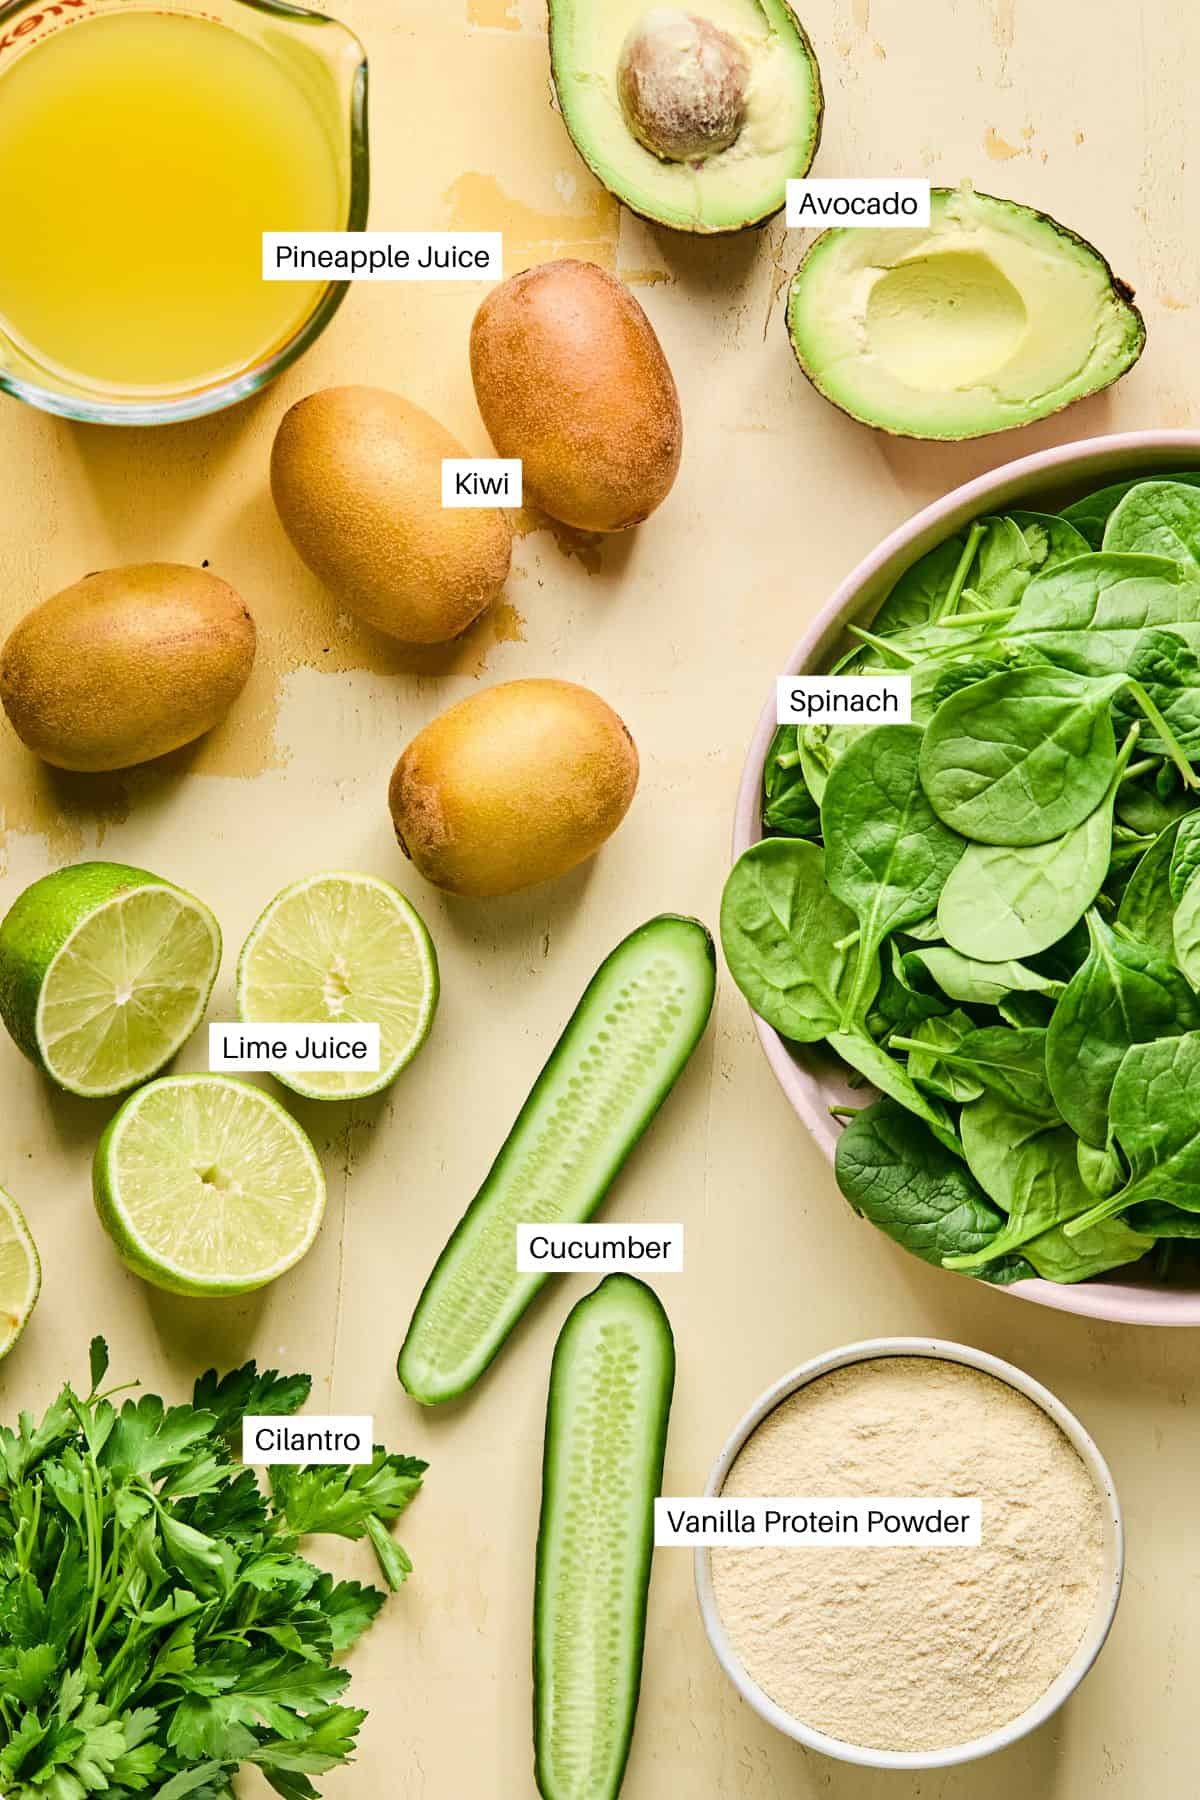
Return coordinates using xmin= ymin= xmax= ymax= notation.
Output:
xmin=724 ymin=477 xmax=1200 ymax=1286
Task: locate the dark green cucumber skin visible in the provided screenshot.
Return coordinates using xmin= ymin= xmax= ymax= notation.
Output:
xmin=397 ymin=915 xmax=714 ymax=1404
xmin=534 ymin=1275 xmax=675 ymax=1800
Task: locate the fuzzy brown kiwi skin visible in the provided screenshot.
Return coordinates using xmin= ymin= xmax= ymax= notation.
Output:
xmin=784 ymin=186 xmax=1148 ymax=442
xmin=547 ymin=0 xmax=824 ymax=236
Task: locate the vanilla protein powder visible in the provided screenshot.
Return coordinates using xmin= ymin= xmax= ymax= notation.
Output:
xmin=710 ymin=1356 xmax=1106 ymax=1752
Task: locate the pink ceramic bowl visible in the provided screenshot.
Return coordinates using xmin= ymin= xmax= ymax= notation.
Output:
xmin=733 ymin=430 xmax=1200 ymax=1328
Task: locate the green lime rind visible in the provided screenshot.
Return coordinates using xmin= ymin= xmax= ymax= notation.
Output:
xmin=235 ymin=871 xmax=439 ymax=1102
xmin=94 ymin=1074 xmax=326 ymax=1297
xmin=0 ymin=861 xmax=221 ymax=1097
xmin=0 ymin=1187 xmax=41 ymax=1360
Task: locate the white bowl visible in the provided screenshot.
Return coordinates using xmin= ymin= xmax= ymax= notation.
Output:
xmin=695 ymin=1336 xmax=1124 ymax=1770
xmin=733 ymin=429 xmax=1200 ymax=1325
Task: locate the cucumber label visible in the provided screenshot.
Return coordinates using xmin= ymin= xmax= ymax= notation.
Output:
xmin=516 ymin=1222 xmax=683 ymax=1273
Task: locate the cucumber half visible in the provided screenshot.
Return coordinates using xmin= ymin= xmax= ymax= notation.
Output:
xmin=535 ymin=1274 xmax=675 ymax=1800
xmin=397 ymin=914 xmax=714 ymax=1404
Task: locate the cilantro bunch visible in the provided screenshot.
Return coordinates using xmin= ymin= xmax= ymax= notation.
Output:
xmin=0 ymin=1340 xmax=425 ymax=1800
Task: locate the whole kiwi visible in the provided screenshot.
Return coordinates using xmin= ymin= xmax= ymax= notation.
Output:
xmin=389 ymin=678 xmax=639 ymax=897
xmin=0 ymin=564 xmax=256 ymax=772
xmin=270 ymin=385 xmax=513 ymax=643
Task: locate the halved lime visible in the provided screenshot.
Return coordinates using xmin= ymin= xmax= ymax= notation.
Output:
xmin=0 ymin=1189 xmax=40 ymax=1359
xmin=94 ymin=1074 xmax=325 ymax=1296
xmin=0 ymin=862 xmax=221 ymax=1098
xmin=236 ymin=872 xmax=439 ymax=1100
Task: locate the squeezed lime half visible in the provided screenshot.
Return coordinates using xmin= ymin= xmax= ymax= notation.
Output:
xmin=94 ymin=1074 xmax=326 ymax=1296
xmin=0 ymin=862 xmax=221 ymax=1098
xmin=0 ymin=1189 xmax=40 ymax=1359
xmin=236 ymin=872 xmax=439 ymax=1100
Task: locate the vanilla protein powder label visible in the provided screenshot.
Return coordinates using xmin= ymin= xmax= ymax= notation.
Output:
xmin=656 ymin=1497 xmax=980 ymax=1546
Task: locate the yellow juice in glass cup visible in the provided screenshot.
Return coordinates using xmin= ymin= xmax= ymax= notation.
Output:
xmin=0 ymin=5 xmax=357 ymax=411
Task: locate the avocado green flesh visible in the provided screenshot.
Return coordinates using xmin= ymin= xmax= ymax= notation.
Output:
xmin=396 ymin=916 xmax=715 ymax=1404
xmin=549 ymin=0 xmax=822 ymax=234
xmin=787 ymin=186 xmax=1146 ymax=440
xmin=535 ymin=1275 xmax=674 ymax=1800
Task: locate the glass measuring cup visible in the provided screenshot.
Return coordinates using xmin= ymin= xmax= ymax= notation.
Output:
xmin=0 ymin=0 xmax=368 ymax=426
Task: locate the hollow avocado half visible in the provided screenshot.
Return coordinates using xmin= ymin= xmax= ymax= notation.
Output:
xmin=786 ymin=185 xmax=1147 ymax=440
xmin=548 ymin=0 xmax=823 ymax=235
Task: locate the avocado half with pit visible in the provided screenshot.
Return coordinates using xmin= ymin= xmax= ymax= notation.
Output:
xmin=548 ymin=1 xmax=823 ymax=234
xmin=786 ymin=185 xmax=1146 ymax=440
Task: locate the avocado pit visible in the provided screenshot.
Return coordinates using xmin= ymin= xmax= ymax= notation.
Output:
xmin=617 ymin=8 xmax=749 ymax=164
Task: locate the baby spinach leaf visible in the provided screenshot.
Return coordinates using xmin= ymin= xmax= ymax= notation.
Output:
xmin=797 ymin=718 xmax=873 ymax=804
xmin=871 ymin=534 xmax=971 ymax=636
xmin=873 ymin=941 xmax=951 ymax=1032
xmin=1078 ymin=1137 xmax=1125 ymax=1199
xmin=1125 ymin=1202 xmax=1200 ymax=1238
xmin=720 ymin=839 xmax=858 ymax=1042
xmin=1045 ymin=911 xmax=1200 ymax=1146
xmin=1008 ymin=510 xmax=1092 ymax=570
xmin=935 ymin=729 xmax=1134 ymax=961
xmin=905 ymin=945 xmax=1064 ymax=1008
xmin=1005 ymin=552 xmax=1200 ymax=677
xmin=827 ymin=1030 xmax=962 ymax=1156
xmin=947 ymin=1092 xmax=1095 ymax=1268
xmin=1168 ymin=811 xmax=1200 ymax=902
xmin=1113 ymin=629 xmax=1200 ymax=757
xmin=761 ymin=726 xmax=822 ymax=838
xmin=1171 ymin=865 xmax=1200 ymax=987
xmin=1117 ymin=816 xmax=1184 ymax=957
xmin=1070 ymin=1031 xmax=1200 ymax=1231
xmin=920 ymin=667 xmax=1125 ymax=846
xmin=1103 ymin=479 xmax=1200 ymax=569
xmin=1023 ymin=1216 xmax=1154 ymax=1282
xmin=939 ymin=1025 xmax=1057 ymax=1117
xmin=971 ymin=515 xmax=1038 ymax=609
xmin=834 ymin=1099 xmax=1011 ymax=1270
xmin=1061 ymin=471 xmax=1200 ymax=548
xmin=822 ymin=726 xmax=965 ymax=1028
xmin=895 ymin=1009 xmax=983 ymax=1103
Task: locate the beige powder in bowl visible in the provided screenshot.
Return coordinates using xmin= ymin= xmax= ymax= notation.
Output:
xmin=710 ymin=1356 xmax=1105 ymax=1754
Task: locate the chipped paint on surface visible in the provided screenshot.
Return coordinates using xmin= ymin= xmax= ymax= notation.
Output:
xmin=444 ymin=170 xmax=619 ymax=272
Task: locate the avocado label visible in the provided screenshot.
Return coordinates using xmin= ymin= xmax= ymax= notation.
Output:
xmin=442 ymin=458 xmax=523 ymax=507
xmin=776 ymin=675 xmax=912 ymax=724
xmin=243 ymin=1416 xmax=374 ymax=1466
xmin=209 ymin=1023 xmax=382 ymax=1071
xmin=263 ymin=231 xmax=502 ymax=280
xmin=516 ymin=1223 xmax=684 ymax=1273
xmin=786 ymin=179 xmax=930 ymax=229
xmin=655 ymin=1497 xmax=981 ymax=1547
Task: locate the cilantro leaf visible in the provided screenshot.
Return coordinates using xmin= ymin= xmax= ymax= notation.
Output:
xmin=191 ymin=1364 xmax=312 ymax=1437
xmin=312 ymin=1577 xmax=385 ymax=1654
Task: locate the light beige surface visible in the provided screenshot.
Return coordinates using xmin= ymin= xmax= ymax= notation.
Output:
xmin=0 ymin=2 xmax=1198 ymax=1797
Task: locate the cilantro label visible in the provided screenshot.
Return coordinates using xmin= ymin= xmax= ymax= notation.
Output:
xmin=243 ymin=1414 xmax=374 ymax=1466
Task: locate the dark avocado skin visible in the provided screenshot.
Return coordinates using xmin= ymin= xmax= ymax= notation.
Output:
xmin=785 ymin=186 xmax=1148 ymax=441
xmin=547 ymin=0 xmax=825 ymax=236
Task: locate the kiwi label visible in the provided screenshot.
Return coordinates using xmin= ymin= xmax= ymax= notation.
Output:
xmin=442 ymin=458 xmax=523 ymax=507
xmin=785 ymin=179 xmax=930 ymax=229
